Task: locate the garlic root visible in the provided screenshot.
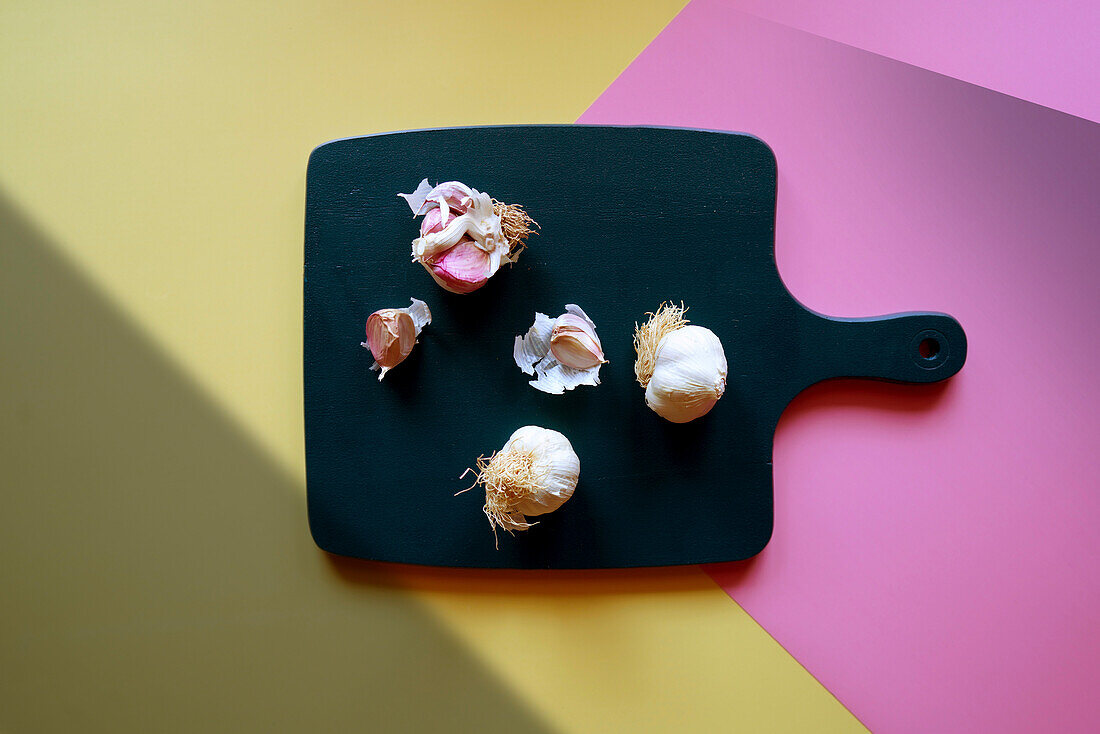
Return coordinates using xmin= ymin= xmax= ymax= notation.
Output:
xmin=493 ymin=199 xmax=538 ymax=261
xmin=462 ymin=450 xmax=544 ymax=536
xmin=633 ymin=301 xmax=690 ymax=388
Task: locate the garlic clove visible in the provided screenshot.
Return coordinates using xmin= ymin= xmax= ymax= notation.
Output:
xmin=365 ymin=310 xmax=415 ymax=379
xmin=550 ymin=312 xmax=606 ymax=370
xmin=361 ymin=298 xmax=432 ymax=380
xmin=424 ymin=238 xmax=492 ymax=294
xmin=420 ymin=206 xmax=457 ymax=236
xmin=514 ymin=306 xmax=605 ymax=393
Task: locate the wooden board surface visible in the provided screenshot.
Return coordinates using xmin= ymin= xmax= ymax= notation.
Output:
xmin=304 ymin=125 xmax=965 ymax=568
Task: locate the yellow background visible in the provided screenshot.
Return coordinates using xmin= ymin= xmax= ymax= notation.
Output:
xmin=0 ymin=1 xmax=864 ymax=730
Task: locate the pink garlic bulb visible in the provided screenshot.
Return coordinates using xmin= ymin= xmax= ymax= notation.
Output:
xmin=397 ymin=178 xmax=536 ymax=294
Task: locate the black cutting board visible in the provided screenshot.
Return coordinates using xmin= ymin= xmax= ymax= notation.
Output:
xmin=304 ymin=125 xmax=966 ymax=568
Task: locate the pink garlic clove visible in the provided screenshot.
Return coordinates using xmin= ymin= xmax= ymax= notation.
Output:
xmin=425 ymin=238 xmax=492 ymax=294
xmin=420 ymin=207 xmax=458 ymax=236
xmin=365 ymin=309 xmax=417 ymax=378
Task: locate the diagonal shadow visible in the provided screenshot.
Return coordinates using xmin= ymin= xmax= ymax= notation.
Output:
xmin=0 ymin=190 xmax=555 ymax=734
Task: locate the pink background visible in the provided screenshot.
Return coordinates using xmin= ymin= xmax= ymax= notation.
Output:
xmin=582 ymin=4 xmax=1100 ymax=732
xmin=727 ymin=0 xmax=1100 ymax=123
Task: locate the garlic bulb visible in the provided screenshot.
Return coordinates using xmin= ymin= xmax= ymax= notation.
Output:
xmin=361 ymin=298 xmax=431 ymax=380
xmin=460 ymin=426 xmax=580 ymax=545
xmin=634 ymin=302 xmax=727 ymax=423
xmin=514 ymin=305 xmax=606 ymax=394
xmin=397 ymin=179 xmax=537 ymax=293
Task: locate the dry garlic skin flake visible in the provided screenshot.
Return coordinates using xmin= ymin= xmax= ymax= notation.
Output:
xmin=361 ymin=298 xmax=431 ymax=380
xmin=397 ymin=179 xmax=537 ymax=294
xmin=634 ymin=303 xmax=727 ymax=423
xmin=462 ymin=426 xmax=580 ymax=543
xmin=514 ymin=304 xmax=606 ymax=393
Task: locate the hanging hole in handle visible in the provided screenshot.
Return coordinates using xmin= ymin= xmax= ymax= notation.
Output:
xmin=911 ymin=329 xmax=948 ymax=369
xmin=918 ymin=338 xmax=940 ymax=359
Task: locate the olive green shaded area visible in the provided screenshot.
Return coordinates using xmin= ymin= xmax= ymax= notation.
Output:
xmin=0 ymin=191 xmax=554 ymax=733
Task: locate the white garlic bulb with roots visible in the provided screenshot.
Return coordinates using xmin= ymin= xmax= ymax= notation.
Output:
xmin=460 ymin=426 xmax=580 ymax=546
xmin=634 ymin=302 xmax=727 ymax=423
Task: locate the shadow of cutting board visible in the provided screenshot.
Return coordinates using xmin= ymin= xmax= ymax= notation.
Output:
xmin=304 ymin=125 xmax=966 ymax=568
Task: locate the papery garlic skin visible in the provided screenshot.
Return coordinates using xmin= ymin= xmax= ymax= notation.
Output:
xmin=398 ymin=178 xmax=536 ymax=294
xmin=514 ymin=305 xmax=604 ymax=394
xmin=361 ymin=298 xmax=431 ymax=380
xmin=644 ymin=325 xmax=727 ymax=423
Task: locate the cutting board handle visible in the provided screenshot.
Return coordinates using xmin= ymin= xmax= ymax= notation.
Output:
xmin=802 ymin=311 xmax=967 ymax=386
